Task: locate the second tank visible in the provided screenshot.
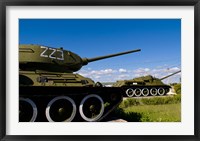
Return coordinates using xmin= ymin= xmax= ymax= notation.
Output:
xmin=112 ymin=70 xmax=181 ymax=97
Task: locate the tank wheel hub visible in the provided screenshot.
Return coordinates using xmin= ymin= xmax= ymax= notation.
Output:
xmin=142 ymin=88 xmax=149 ymax=96
xmin=158 ymin=87 xmax=165 ymax=96
xmin=46 ymin=96 xmax=77 ymax=122
xmin=79 ymin=94 xmax=104 ymax=122
xmin=150 ymin=88 xmax=158 ymax=96
xmin=126 ymin=88 xmax=134 ymax=97
xmin=134 ymin=88 xmax=142 ymax=97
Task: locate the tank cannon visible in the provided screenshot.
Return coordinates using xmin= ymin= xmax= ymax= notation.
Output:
xmin=19 ymin=44 xmax=141 ymax=72
xmin=113 ymin=70 xmax=181 ymax=97
xmin=160 ymin=70 xmax=181 ymax=80
xmin=19 ymin=44 xmax=141 ymax=122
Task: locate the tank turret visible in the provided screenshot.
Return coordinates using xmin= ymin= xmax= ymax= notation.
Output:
xmin=19 ymin=44 xmax=141 ymax=72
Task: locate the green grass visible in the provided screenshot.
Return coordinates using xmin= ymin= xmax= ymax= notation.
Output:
xmin=119 ymin=94 xmax=181 ymax=108
xmin=123 ymin=103 xmax=181 ymax=122
xmin=112 ymin=95 xmax=181 ymax=122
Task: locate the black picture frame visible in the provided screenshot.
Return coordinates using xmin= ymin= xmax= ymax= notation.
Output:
xmin=0 ymin=0 xmax=199 ymax=141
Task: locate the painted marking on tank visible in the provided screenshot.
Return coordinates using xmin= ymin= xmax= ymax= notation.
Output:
xmin=40 ymin=46 xmax=64 ymax=60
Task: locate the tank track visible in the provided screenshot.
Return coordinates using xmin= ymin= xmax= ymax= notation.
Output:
xmin=122 ymin=86 xmax=171 ymax=97
xmin=19 ymin=86 xmax=123 ymax=122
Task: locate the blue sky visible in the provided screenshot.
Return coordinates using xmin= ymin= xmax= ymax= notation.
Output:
xmin=19 ymin=19 xmax=181 ymax=83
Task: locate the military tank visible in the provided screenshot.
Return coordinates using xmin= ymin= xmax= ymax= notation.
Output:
xmin=19 ymin=44 xmax=141 ymax=122
xmin=112 ymin=70 xmax=181 ymax=97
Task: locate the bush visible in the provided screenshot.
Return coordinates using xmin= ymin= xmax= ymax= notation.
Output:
xmin=141 ymin=95 xmax=181 ymax=105
xmin=119 ymin=95 xmax=181 ymax=108
xmin=119 ymin=98 xmax=140 ymax=108
xmin=174 ymin=83 xmax=181 ymax=94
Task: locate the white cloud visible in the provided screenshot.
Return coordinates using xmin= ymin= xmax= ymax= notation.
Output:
xmin=94 ymin=75 xmax=101 ymax=79
xmin=90 ymin=69 xmax=116 ymax=75
xmin=166 ymin=67 xmax=180 ymax=72
xmin=134 ymin=68 xmax=150 ymax=73
xmin=117 ymin=74 xmax=130 ymax=79
xmin=133 ymin=68 xmax=151 ymax=76
xmin=119 ymin=68 xmax=127 ymax=73
xmin=77 ymin=66 xmax=181 ymax=84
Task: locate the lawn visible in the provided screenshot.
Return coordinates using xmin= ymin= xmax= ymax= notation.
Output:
xmin=123 ymin=103 xmax=181 ymax=122
xmin=112 ymin=95 xmax=181 ymax=122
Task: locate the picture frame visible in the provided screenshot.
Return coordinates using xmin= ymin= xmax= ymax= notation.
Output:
xmin=0 ymin=0 xmax=199 ymax=141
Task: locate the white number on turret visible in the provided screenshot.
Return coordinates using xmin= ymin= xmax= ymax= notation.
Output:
xmin=40 ymin=46 xmax=64 ymax=60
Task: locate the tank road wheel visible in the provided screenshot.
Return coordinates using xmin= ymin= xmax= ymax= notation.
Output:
xmin=142 ymin=88 xmax=149 ymax=97
xmin=79 ymin=94 xmax=104 ymax=122
xmin=125 ymin=88 xmax=134 ymax=97
xmin=19 ymin=98 xmax=37 ymax=122
xmin=158 ymin=87 xmax=165 ymax=96
xmin=46 ymin=96 xmax=76 ymax=122
xmin=150 ymin=88 xmax=158 ymax=96
xmin=134 ymin=88 xmax=142 ymax=97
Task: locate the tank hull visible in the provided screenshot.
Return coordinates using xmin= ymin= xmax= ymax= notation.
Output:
xmin=112 ymin=76 xmax=171 ymax=97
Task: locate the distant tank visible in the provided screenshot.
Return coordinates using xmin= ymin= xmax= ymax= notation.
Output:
xmin=112 ymin=70 xmax=181 ymax=97
xmin=19 ymin=44 xmax=141 ymax=122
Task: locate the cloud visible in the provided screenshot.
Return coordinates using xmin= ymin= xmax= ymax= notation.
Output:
xmin=78 ymin=66 xmax=181 ymax=84
xmin=166 ymin=67 xmax=180 ymax=72
xmin=119 ymin=68 xmax=127 ymax=73
xmin=134 ymin=68 xmax=150 ymax=73
xmin=90 ymin=69 xmax=116 ymax=75
xmin=94 ymin=75 xmax=101 ymax=79
xmin=117 ymin=74 xmax=131 ymax=79
xmin=133 ymin=68 xmax=151 ymax=76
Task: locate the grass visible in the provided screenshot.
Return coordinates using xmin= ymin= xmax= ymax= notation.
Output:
xmin=111 ymin=95 xmax=181 ymax=122
xmin=119 ymin=94 xmax=181 ymax=108
xmin=123 ymin=103 xmax=181 ymax=122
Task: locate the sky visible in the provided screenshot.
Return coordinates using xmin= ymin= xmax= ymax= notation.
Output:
xmin=19 ymin=19 xmax=181 ymax=83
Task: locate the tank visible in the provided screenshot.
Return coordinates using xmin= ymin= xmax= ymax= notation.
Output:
xmin=112 ymin=70 xmax=181 ymax=97
xmin=19 ymin=44 xmax=141 ymax=122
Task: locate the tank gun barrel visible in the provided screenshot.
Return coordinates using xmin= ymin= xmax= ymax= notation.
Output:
xmin=160 ymin=70 xmax=181 ymax=80
xmin=82 ymin=49 xmax=141 ymax=65
xmin=19 ymin=44 xmax=141 ymax=72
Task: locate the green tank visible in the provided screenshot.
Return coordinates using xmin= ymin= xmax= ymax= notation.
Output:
xmin=112 ymin=70 xmax=181 ymax=97
xmin=19 ymin=44 xmax=141 ymax=122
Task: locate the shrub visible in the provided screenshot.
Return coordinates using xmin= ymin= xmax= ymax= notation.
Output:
xmin=119 ymin=98 xmax=141 ymax=108
xmin=174 ymin=83 xmax=181 ymax=94
xmin=126 ymin=98 xmax=141 ymax=106
xmin=119 ymin=95 xmax=181 ymax=108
